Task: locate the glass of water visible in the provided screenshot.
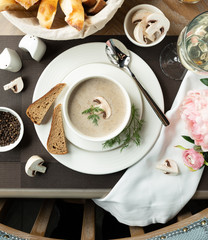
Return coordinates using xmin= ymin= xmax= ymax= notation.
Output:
xmin=160 ymin=11 xmax=208 ymax=80
xmin=177 ymin=11 xmax=208 ymax=76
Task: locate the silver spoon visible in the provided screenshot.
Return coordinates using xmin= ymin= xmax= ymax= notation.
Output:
xmin=105 ymin=38 xmax=169 ymax=127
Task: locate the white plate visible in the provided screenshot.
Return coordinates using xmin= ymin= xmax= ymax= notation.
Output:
xmin=61 ymin=63 xmax=142 ymax=152
xmin=33 ymin=42 xmax=163 ymax=175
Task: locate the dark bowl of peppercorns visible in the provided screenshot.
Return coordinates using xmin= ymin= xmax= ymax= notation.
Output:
xmin=0 ymin=107 xmax=24 ymax=152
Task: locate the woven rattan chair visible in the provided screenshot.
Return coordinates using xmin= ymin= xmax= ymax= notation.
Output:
xmin=0 ymin=199 xmax=207 ymax=240
xmin=112 ymin=208 xmax=208 ymax=240
xmin=0 ymin=199 xmax=95 ymax=240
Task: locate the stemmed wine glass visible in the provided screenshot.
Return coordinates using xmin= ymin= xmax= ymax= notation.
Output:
xmin=160 ymin=11 xmax=208 ymax=80
xmin=178 ymin=0 xmax=201 ymax=3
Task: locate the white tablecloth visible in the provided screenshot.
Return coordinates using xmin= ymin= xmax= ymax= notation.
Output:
xmin=94 ymin=71 xmax=204 ymax=226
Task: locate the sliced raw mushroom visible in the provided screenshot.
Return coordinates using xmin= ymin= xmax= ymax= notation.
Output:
xmin=145 ymin=31 xmax=156 ymax=42
xmin=145 ymin=13 xmax=170 ymax=40
xmin=25 ymin=155 xmax=47 ymax=177
xmin=133 ymin=21 xmax=148 ymax=45
xmin=3 ymin=77 xmax=24 ymax=93
xmin=93 ymin=96 xmax=111 ymax=119
xmin=132 ymin=9 xmax=153 ymax=24
xmin=156 ymin=159 xmax=179 ymax=175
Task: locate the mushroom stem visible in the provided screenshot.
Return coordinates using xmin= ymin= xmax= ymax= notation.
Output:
xmin=35 ymin=164 xmax=47 ymax=173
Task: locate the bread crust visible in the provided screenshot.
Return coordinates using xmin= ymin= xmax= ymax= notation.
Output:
xmin=0 ymin=0 xmax=24 ymax=11
xmin=2 ymin=0 xmax=107 ymax=30
xmin=82 ymin=0 xmax=96 ymax=8
xmin=47 ymin=103 xmax=68 ymax=154
xmin=59 ymin=0 xmax=84 ymax=31
xmin=0 ymin=0 xmax=39 ymax=11
xmin=15 ymin=0 xmax=39 ymax=10
xmin=37 ymin=0 xmax=59 ymax=29
xmin=86 ymin=0 xmax=106 ymax=15
xmin=26 ymin=83 xmax=66 ymax=125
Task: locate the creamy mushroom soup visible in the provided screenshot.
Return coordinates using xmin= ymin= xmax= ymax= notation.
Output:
xmin=68 ymin=78 xmax=127 ymax=138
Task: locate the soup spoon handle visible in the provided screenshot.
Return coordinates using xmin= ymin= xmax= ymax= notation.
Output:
xmin=125 ymin=66 xmax=170 ymax=127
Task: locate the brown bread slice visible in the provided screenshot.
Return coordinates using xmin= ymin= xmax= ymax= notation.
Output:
xmin=26 ymin=83 xmax=66 ymax=125
xmin=47 ymin=104 xmax=68 ymax=154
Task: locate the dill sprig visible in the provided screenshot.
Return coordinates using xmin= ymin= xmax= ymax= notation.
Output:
xmin=103 ymin=104 xmax=143 ymax=151
xmin=82 ymin=105 xmax=104 ymax=126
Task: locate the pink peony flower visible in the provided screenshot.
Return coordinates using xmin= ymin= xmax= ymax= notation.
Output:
xmin=183 ymin=148 xmax=204 ymax=171
xmin=181 ymin=90 xmax=208 ymax=151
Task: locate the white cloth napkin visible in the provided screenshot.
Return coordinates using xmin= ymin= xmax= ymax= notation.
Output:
xmin=94 ymin=71 xmax=205 ymax=226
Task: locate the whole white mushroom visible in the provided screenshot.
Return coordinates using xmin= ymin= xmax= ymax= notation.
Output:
xmin=25 ymin=155 xmax=47 ymax=177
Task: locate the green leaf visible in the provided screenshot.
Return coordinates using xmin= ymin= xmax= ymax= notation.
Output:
xmin=93 ymin=107 xmax=104 ymax=113
xmin=103 ymin=104 xmax=143 ymax=152
xmin=88 ymin=114 xmax=100 ymax=126
xmin=103 ymin=135 xmax=121 ymax=148
xmin=175 ymin=145 xmax=188 ymax=150
xmin=82 ymin=106 xmax=94 ymax=114
xmin=182 ymin=135 xmax=195 ymax=144
xmin=193 ymin=145 xmax=203 ymax=152
xmin=200 ymin=78 xmax=208 ymax=86
xmin=82 ymin=105 xmax=104 ymax=126
xmin=204 ymin=160 xmax=208 ymax=166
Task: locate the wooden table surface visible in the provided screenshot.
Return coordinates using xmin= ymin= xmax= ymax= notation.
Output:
xmin=0 ymin=0 xmax=208 ymax=36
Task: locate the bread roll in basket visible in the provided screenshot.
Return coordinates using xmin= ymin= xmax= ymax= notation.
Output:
xmin=1 ymin=0 xmax=125 ymax=40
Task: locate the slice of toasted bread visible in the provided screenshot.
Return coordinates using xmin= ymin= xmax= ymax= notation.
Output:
xmin=15 ymin=0 xmax=39 ymax=9
xmin=37 ymin=0 xmax=59 ymax=29
xmin=82 ymin=0 xmax=96 ymax=7
xmin=47 ymin=104 xmax=68 ymax=154
xmin=59 ymin=0 xmax=84 ymax=31
xmin=86 ymin=0 xmax=106 ymax=15
xmin=26 ymin=83 xmax=66 ymax=125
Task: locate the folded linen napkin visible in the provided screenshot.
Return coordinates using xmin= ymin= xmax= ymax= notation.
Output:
xmin=94 ymin=71 xmax=205 ymax=226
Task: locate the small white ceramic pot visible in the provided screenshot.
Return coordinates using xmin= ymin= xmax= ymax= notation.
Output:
xmin=0 ymin=48 xmax=22 ymax=72
xmin=19 ymin=35 xmax=46 ymax=62
xmin=124 ymin=4 xmax=170 ymax=47
xmin=0 ymin=107 xmax=24 ymax=152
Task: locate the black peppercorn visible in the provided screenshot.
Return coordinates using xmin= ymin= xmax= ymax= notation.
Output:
xmin=0 ymin=111 xmax=21 ymax=147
